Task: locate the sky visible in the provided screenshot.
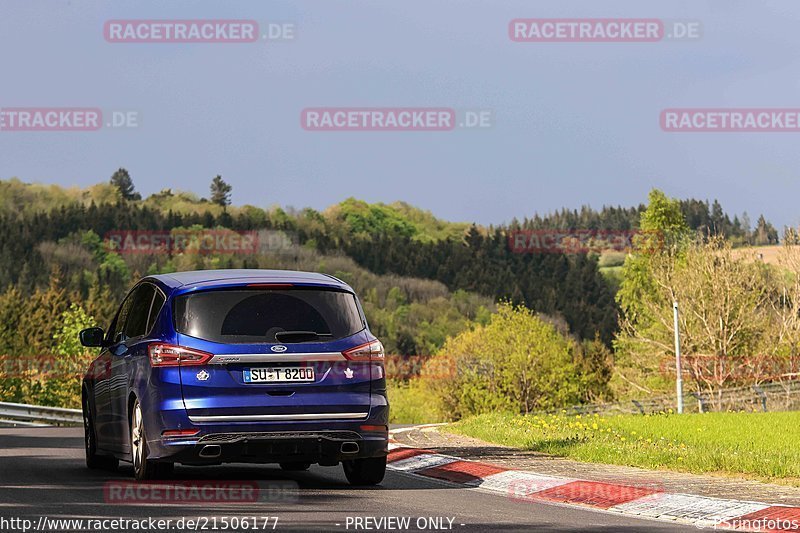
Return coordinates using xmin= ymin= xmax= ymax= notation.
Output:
xmin=1 ymin=0 xmax=799 ymax=230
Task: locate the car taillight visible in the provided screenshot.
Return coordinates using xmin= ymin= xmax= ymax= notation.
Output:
xmin=360 ymin=424 xmax=388 ymax=432
xmin=162 ymin=429 xmax=200 ymax=438
xmin=342 ymin=340 xmax=385 ymax=361
xmin=148 ymin=343 xmax=213 ymax=367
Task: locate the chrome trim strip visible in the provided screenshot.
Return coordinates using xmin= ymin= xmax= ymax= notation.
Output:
xmin=208 ymin=352 xmax=345 ymax=364
xmin=188 ymin=412 xmax=368 ymax=423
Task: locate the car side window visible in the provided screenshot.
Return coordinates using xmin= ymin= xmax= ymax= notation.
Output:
xmin=146 ymin=289 xmax=166 ymax=334
xmin=124 ymin=284 xmax=156 ymax=340
xmin=108 ymin=292 xmax=135 ymax=345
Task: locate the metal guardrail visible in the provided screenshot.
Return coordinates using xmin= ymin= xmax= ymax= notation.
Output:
xmin=0 ymin=402 xmax=82 ymax=426
xmin=548 ymin=379 xmax=800 ymax=416
xmin=0 ymin=419 xmax=51 ymax=428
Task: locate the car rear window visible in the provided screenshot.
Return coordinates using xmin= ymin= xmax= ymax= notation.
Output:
xmin=173 ymin=288 xmax=365 ymax=344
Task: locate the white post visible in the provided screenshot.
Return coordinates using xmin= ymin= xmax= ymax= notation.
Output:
xmin=673 ymin=300 xmax=684 ymax=414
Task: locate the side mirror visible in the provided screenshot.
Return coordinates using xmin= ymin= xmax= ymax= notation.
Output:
xmin=79 ymin=327 xmax=106 ymax=348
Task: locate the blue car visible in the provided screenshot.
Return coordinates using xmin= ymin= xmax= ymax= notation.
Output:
xmin=79 ymin=269 xmax=389 ymax=484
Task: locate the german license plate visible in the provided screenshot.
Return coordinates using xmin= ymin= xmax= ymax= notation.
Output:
xmin=244 ymin=367 xmax=315 ymax=383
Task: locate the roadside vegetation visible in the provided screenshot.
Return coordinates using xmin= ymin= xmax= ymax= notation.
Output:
xmin=395 ymin=302 xmax=614 ymax=423
xmin=387 ymin=191 xmax=800 ymax=423
xmin=613 ymin=191 xmax=800 ymax=402
xmin=447 ymin=411 xmax=800 ymax=485
xmin=0 ymin=172 xmax=794 ymax=426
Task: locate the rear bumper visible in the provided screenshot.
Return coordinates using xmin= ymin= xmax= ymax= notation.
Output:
xmin=156 ymin=430 xmax=387 ymax=466
xmin=144 ymin=396 xmax=389 ymax=464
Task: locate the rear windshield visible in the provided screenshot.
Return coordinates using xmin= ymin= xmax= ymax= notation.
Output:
xmin=174 ymin=288 xmax=364 ymax=344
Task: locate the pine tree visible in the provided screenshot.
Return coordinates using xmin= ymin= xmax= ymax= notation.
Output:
xmin=210 ymin=175 xmax=232 ymax=207
xmin=754 ymin=215 xmax=779 ymax=245
xmin=109 ymin=168 xmax=141 ymax=201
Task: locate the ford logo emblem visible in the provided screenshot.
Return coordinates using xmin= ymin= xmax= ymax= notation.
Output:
xmin=271 ymin=345 xmax=288 ymax=353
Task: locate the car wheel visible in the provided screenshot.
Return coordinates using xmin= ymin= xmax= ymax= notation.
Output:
xmin=131 ymin=400 xmax=171 ymax=480
xmin=279 ymin=462 xmax=311 ymax=471
xmin=83 ymin=396 xmax=118 ymax=471
xmin=342 ymin=456 xmax=386 ymax=486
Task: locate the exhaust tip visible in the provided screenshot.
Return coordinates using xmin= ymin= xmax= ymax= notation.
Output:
xmin=340 ymin=441 xmax=360 ymax=454
xmin=199 ymin=444 xmax=222 ymax=458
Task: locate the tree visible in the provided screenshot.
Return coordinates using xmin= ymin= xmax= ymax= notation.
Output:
xmin=710 ymin=200 xmax=727 ymax=236
xmin=754 ymin=215 xmax=779 ymax=245
xmin=784 ymin=227 xmax=800 ymax=246
xmin=109 ymin=168 xmax=141 ymax=201
xmin=422 ymin=302 xmax=585 ymax=419
xmin=616 ymin=189 xmax=691 ymax=333
xmin=210 ymin=175 xmax=232 ymax=207
xmin=613 ymin=189 xmax=691 ymax=396
xmin=768 ymin=242 xmax=800 ymax=393
xmin=615 ymin=236 xmax=775 ymax=402
xmin=640 ymin=189 xmax=691 ymax=245
xmin=47 ymin=303 xmax=96 ymax=407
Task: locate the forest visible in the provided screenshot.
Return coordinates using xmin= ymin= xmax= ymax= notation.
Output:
xmin=0 ymin=174 xmax=782 ymax=411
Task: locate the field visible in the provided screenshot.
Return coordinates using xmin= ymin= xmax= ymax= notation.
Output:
xmin=732 ymin=245 xmax=783 ymax=265
xmin=447 ymin=411 xmax=800 ymax=485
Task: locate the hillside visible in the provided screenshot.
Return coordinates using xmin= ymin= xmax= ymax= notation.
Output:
xmin=0 ymin=178 xmax=779 ymax=352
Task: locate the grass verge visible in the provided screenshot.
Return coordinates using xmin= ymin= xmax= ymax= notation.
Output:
xmin=387 ymin=379 xmax=442 ymax=424
xmin=447 ymin=411 xmax=800 ymax=485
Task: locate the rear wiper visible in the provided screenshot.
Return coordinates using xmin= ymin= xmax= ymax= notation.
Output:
xmin=274 ymin=331 xmax=333 ymax=343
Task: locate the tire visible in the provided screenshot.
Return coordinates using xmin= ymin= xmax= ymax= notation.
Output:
xmin=342 ymin=456 xmax=386 ymax=486
xmin=279 ymin=462 xmax=311 ymax=471
xmin=130 ymin=400 xmax=172 ymax=480
xmin=83 ymin=395 xmax=118 ymax=471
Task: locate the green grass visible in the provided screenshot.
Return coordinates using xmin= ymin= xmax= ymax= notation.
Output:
xmin=447 ymin=411 xmax=800 ymax=485
xmin=387 ymin=379 xmax=443 ymax=424
xmin=598 ymin=265 xmax=624 ymax=291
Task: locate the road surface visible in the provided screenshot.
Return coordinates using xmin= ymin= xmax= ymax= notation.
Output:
xmin=0 ymin=427 xmax=699 ymax=532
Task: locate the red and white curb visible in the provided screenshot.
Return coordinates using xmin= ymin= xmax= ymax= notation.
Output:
xmin=388 ymin=428 xmax=800 ymax=532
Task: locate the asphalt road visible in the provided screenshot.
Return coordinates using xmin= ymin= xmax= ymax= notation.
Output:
xmin=0 ymin=427 xmax=700 ymax=532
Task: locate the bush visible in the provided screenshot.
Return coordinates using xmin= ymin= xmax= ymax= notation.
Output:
xmin=0 ymin=302 xmax=94 ymax=408
xmin=420 ymin=303 xmax=590 ymax=420
xmin=598 ymin=251 xmax=626 ymax=268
